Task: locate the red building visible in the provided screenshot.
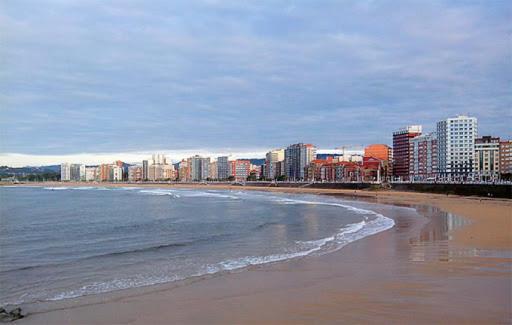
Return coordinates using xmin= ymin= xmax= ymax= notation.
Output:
xmin=305 ymin=160 xmax=361 ymax=182
xmin=229 ymin=160 xmax=251 ymax=181
xmin=362 ymin=157 xmax=386 ymax=182
xmin=364 ymin=144 xmax=392 ymax=180
xmin=392 ymin=125 xmax=422 ymax=180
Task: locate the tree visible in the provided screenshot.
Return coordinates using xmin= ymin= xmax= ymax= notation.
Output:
xmin=247 ymin=172 xmax=257 ymax=181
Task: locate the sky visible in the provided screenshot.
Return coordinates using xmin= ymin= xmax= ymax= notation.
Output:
xmin=1 ymin=0 xmax=511 ymax=166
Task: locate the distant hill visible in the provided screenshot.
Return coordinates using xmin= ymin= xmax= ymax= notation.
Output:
xmin=238 ymin=158 xmax=265 ymax=166
xmin=0 ymin=165 xmax=60 ymax=176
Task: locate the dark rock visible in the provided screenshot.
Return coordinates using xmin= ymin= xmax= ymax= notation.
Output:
xmin=9 ymin=308 xmax=24 ymax=320
xmin=0 ymin=307 xmax=24 ymax=322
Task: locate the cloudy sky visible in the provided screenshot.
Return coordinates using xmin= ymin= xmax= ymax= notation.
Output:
xmin=1 ymin=0 xmax=510 ymax=166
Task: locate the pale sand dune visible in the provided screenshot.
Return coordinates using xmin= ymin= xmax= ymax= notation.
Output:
xmin=5 ymin=182 xmax=511 ymax=324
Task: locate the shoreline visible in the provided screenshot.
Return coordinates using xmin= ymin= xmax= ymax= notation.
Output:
xmin=3 ymin=183 xmax=512 ymax=323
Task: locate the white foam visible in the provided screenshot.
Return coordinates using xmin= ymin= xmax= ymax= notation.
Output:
xmin=139 ymin=189 xmax=180 ymax=198
xmin=209 ymin=211 xmax=394 ymax=273
xmin=44 ymin=187 xmax=69 ymax=190
xmin=180 ymin=191 xmax=239 ymax=199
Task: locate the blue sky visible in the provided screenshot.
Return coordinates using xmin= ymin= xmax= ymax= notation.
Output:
xmin=1 ymin=0 xmax=511 ymax=165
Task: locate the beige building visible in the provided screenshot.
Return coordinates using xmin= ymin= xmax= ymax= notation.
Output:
xmin=128 ymin=166 xmax=143 ymax=182
xmin=265 ymin=149 xmax=285 ymax=180
xmin=208 ymin=161 xmax=218 ymax=180
xmin=475 ymin=136 xmax=500 ymax=180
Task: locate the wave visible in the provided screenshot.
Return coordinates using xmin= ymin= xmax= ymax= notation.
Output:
xmin=139 ymin=189 xmax=181 ymax=198
xmin=179 ymin=191 xmax=240 ymax=199
xmin=138 ymin=189 xmax=239 ymax=200
xmin=43 ymin=187 xmax=69 ymax=190
xmin=208 ymin=216 xmax=394 ymax=273
xmin=0 ymin=241 xmax=193 ymax=275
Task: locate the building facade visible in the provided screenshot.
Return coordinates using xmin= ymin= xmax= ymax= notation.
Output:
xmin=284 ymin=143 xmax=316 ymax=181
xmin=364 ymin=144 xmax=391 ymax=161
xmin=60 ymin=163 xmax=71 ymax=181
xmin=110 ymin=165 xmax=123 ymax=181
xmin=265 ymin=149 xmax=285 ymax=180
xmin=229 ymin=160 xmax=251 ymax=181
xmin=499 ymin=140 xmax=512 ymax=177
xmin=128 ymin=166 xmax=143 ymax=182
xmin=208 ymin=161 xmax=218 ymax=180
xmin=217 ymin=156 xmax=229 ymax=180
xmin=69 ymin=164 xmax=85 ymax=181
xmin=437 ymin=115 xmax=478 ymax=179
xmin=409 ymin=132 xmax=438 ymax=181
xmin=85 ymin=166 xmax=98 ymax=181
xmin=392 ymin=125 xmax=422 ymax=180
xmin=474 ymin=136 xmax=500 ymax=180
xmin=364 ymin=144 xmax=392 ymax=179
xmin=142 ymin=160 xmax=149 ymax=181
xmin=178 ymin=159 xmax=191 ymax=182
xmin=189 ymin=155 xmax=210 ymax=181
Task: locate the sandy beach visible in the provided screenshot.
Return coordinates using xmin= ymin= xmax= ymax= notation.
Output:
xmin=5 ymin=182 xmax=512 ymax=324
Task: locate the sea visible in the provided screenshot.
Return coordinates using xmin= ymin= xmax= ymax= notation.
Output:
xmin=0 ymin=186 xmax=395 ymax=306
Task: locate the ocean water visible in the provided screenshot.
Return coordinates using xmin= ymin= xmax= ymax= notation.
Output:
xmin=0 ymin=186 xmax=394 ymax=306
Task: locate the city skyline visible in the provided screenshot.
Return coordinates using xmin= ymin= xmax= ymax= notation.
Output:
xmin=1 ymin=112 xmax=510 ymax=167
xmin=1 ymin=1 xmax=511 ymax=162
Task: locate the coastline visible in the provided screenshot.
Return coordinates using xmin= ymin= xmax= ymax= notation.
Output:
xmin=3 ymin=182 xmax=511 ymax=323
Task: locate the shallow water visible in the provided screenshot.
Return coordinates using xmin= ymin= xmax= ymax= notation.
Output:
xmin=0 ymin=186 xmax=395 ymax=305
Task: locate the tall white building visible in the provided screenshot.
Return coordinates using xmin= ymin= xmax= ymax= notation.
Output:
xmin=110 ymin=165 xmax=123 ymax=181
xmin=265 ymin=149 xmax=285 ymax=180
xmin=60 ymin=163 xmax=71 ymax=181
xmin=152 ymin=154 xmax=167 ymax=165
xmin=436 ymin=115 xmax=478 ymax=179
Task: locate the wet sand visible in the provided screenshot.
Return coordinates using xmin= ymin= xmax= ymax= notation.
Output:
xmin=5 ymin=182 xmax=512 ymax=324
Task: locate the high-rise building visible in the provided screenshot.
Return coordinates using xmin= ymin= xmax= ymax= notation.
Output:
xmin=284 ymin=143 xmax=316 ymax=181
xmin=152 ymin=154 xmax=166 ymax=165
xmin=85 ymin=166 xmax=98 ymax=181
xmin=60 ymin=163 xmax=71 ymax=181
xmin=209 ymin=161 xmax=218 ymax=180
xmin=499 ymin=140 xmax=512 ymax=176
xmin=410 ymin=133 xmax=438 ymax=181
xmin=474 ymin=136 xmax=500 ymax=180
xmin=142 ymin=160 xmax=149 ymax=181
xmin=100 ymin=164 xmax=111 ymax=182
xmin=265 ymin=149 xmax=285 ymax=180
xmin=178 ymin=159 xmax=191 ymax=182
xmin=392 ymin=125 xmax=422 ymax=180
xmin=229 ymin=160 xmax=251 ymax=181
xmin=217 ymin=156 xmax=229 ymax=180
xmin=437 ymin=115 xmax=477 ymax=179
xmin=189 ymin=155 xmax=210 ymax=181
xmin=70 ymin=164 xmax=85 ymax=181
xmin=128 ymin=166 xmax=143 ymax=182
xmin=110 ymin=165 xmax=123 ymax=181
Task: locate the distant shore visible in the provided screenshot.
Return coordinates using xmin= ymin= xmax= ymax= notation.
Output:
xmin=4 ymin=182 xmax=512 ymax=323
